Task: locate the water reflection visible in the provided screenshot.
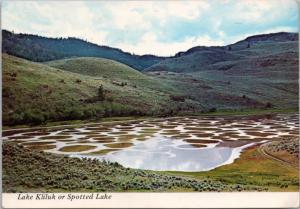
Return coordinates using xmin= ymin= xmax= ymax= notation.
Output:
xmin=76 ymin=137 xmax=253 ymax=171
xmin=4 ymin=113 xmax=298 ymax=171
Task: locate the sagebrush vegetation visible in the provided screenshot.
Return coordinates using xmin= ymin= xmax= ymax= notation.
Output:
xmin=2 ymin=142 xmax=267 ymax=192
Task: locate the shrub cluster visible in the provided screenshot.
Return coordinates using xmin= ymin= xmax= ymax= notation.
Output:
xmin=2 ymin=142 xmax=266 ymax=193
xmin=170 ymin=95 xmax=185 ymax=102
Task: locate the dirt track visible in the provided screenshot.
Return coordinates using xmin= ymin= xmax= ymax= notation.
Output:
xmin=258 ymin=142 xmax=298 ymax=170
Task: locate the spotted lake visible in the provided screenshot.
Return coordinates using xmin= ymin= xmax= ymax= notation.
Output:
xmin=3 ymin=114 xmax=299 ymax=171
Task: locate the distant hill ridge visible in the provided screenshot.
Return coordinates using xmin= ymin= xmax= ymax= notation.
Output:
xmin=146 ymin=32 xmax=298 ymax=73
xmin=2 ymin=30 xmax=167 ymax=71
xmin=175 ymin=32 xmax=298 ymax=58
xmin=243 ymin=32 xmax=298 ymax=43
xmin=2 ymin=29 xmax=298 ymax=72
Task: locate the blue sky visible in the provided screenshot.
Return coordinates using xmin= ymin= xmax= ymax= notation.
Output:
xmin=2 ymin=0 xmax=298 ymax=56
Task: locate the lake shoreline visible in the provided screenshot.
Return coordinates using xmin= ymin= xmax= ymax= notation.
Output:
xmin=2 ymin=142 xmax=266 ymax=192
xmin=3 ymin=113 xmax=298 ymax=172
xmin=2 ymin=113 xmax=299 ymax=192
xmin=3 ymin=139 xmax=298 ymax=192
xmin=3 ymin=108 xmax=298 ymax=131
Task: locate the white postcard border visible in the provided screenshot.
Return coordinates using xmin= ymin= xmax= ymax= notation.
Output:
xmin=2 ymin=192 xmax=300 ymax=208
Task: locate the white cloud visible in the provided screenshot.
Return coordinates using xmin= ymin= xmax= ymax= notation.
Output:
xmin=3 ymin=1 xmax=107 ymax=44
xmin=230 ymin=0 xmax=297 ymax=23
xmin=3 ymin=0 xmax=211 ymax=48
xmin=2 ymin=0 xmax=298 ymax=56
xmin=149 ymin=1 xmax=210 ymax=21
xmin=102 ymin=2 xmax=151 ymax=30
xmin=117 ymin=33 xmax=224 ymax=56
xmin=99 ymin=0 xmax=210 ymax=30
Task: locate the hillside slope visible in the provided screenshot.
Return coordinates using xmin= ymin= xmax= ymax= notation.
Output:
xmin=2 ymin=30 xmax=165 ymax=71
xmin=49 ymin=57 xmax=295 ymax=111
xmin=145 ymin=33 xmax=299 ymax=108
xmin=2 ymin=54 xmax=180 ymax=125
xmin=46 ymin=57 xmax=152 ymax=82
xmin=3 ymin=31 xmax=299 ymax=126
xmin=146 ymin=37 xmax=298 ymax=107
xmin=146 ymin=32 xmax=298 ymax=73
xmin=4 ymin=54 xmax=298 ymax=126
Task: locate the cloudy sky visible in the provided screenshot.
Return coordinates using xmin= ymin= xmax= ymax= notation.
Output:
xmin=2 ymin=0 xmax=298 ymax=56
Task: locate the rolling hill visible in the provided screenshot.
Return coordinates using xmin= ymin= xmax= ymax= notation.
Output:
xmin=146 ymin=32 xmax=298 ymax=73
xmin=2 ymin=31 xmax=299 ymax=126
xmin=46 ymin=57 xmax=155 ymax=81
xmin=4 ymin=53 xmax=297 ymax=126
xmin=2 ymin=30 xmax=166 ymax=71
xmin=2 ymin=54 xmax=178 ymax=125
xmin=46 ymin=56 xmax=298 ymax=112
xmin=145 ymin=33 xmax=298 ymax=110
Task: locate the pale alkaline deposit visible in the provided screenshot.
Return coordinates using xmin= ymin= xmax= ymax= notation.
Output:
xmin=3 ymin=114 xmax=299 ymax=171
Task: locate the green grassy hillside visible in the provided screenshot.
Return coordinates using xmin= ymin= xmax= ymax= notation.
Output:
xmin=144 ymin=36 xmax=298 ymax=110
xmin=46 ymin=57 xmax=291 ymax=113
xmin=2 ymin=54 xmax=178 ymax=125
xmin=146 ymin=33 xmax=298 ymax=73
xmin=46 ymin=57 xmax=159 ymax=84
xmin=147 ymin=48 xmax=243 ymax=73
xmin=147 ymin=56 xmax=298 ymax=111
xmin=3 ymin=53 xmax=298 ymax=126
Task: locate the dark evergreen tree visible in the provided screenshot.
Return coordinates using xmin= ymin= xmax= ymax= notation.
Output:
xmin=98 ymin=85 xmax=105 ymax=101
